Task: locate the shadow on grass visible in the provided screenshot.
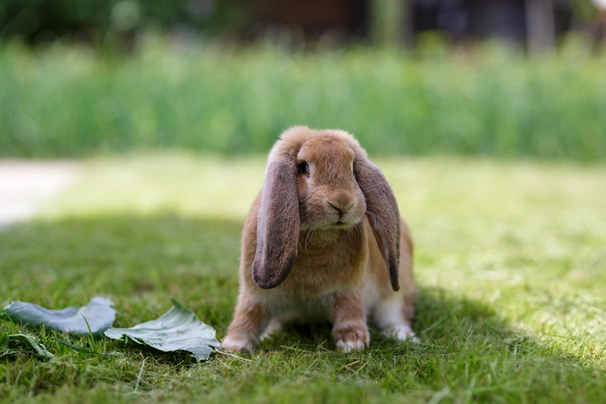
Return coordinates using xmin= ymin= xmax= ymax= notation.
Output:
xmin=0 ymin=214 xmax=244 ymax=333
xmin=1 ymin=214 xmax=604 ymax=401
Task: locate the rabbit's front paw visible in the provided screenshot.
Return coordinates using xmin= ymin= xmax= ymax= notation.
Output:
xmin=221 ymin=335 xmax=254 ymax=353
xmin=333 ymin=322 xmax=370 ymax=353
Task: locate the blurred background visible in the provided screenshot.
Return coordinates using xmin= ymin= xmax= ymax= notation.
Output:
xmin=0 ymin=0 xmax=605 ymax=160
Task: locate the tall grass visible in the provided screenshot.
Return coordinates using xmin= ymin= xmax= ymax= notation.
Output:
xmin=1 ymin=38 xmax=605 ymax=160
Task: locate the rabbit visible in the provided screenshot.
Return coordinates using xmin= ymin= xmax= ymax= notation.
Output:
xmin=221 ymin=126 xmax=417 ymax=353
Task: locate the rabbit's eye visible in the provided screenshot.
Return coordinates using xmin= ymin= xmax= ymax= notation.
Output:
xmin=297 ymin=161 xmax=309 ymax=175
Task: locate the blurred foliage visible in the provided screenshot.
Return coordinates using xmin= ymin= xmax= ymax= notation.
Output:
xmin=573 ymin=1 xmax=601 ymax=20
xmin=0 ymin=37 xmax=605 ymax=161
xmin=0 ymin=0 xmax=245 ymax=45
xmin=1 ymin=0 xmax=603 ymax=49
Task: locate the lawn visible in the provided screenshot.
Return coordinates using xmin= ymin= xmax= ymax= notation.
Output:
xmin=1 ymin=153 xmax=605 ymax=403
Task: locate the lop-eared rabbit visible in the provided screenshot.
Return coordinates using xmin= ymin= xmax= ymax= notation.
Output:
xmin=222 ymin=126 xmax=417 ymax=353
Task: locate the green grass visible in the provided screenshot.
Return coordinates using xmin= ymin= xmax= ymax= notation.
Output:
xmin=1 ymin=39 xmax=605 ymax=161
xmin=1 ymin=154 xmax=605 ymax=402
xmin=1 ymin=29 xmax=605 ymax=404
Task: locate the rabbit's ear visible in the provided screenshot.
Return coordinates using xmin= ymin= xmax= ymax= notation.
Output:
xmin=252 ymin=159 xmax=300 ymax=289
xmin=354 ymin=158 xmax=401 ymax=291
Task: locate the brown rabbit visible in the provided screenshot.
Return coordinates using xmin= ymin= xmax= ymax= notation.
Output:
xmin=222 ymin=126 xmax=417 ymax=353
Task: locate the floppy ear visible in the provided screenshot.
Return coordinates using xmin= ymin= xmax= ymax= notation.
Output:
xmin=354 ymin=158 xmax=401 ymax=291
xmin=252 ymin=159 xmax=300 ymax=289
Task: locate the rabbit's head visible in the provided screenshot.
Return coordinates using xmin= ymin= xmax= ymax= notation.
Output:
xmin=252 ymin=126 xmax=401 ymax=292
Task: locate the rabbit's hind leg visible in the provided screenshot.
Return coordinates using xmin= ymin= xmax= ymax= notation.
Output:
xmin=372 ymin=291 xmax=418 ymax=342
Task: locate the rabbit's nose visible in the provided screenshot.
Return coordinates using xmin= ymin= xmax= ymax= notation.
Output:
xmin=328 ymin=191 xmax=354 ymax=214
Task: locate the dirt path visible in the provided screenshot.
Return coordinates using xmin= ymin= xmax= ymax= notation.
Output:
xmin=0 ymin=160 xmax=78 ymax=228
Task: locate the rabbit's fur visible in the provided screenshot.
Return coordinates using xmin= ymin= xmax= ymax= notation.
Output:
xmin=222 ymin=126 xmax=417 ymax=353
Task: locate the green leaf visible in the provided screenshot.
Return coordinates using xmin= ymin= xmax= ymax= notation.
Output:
xmin=0 ymin=333 xmax=56 ymax=360
xmin=2 ymin=297 xmax=115 ymax=336
xmin=104 ymin=299 xmax=220 ymax=361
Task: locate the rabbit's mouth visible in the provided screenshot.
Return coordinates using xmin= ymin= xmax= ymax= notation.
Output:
xmin=310 ymin=220 xmax=355 ymax=231
xmin=330 ymin=217 xmax=360 ymax=229
xmin=300 ymin=215 xmax=361 ymax=231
